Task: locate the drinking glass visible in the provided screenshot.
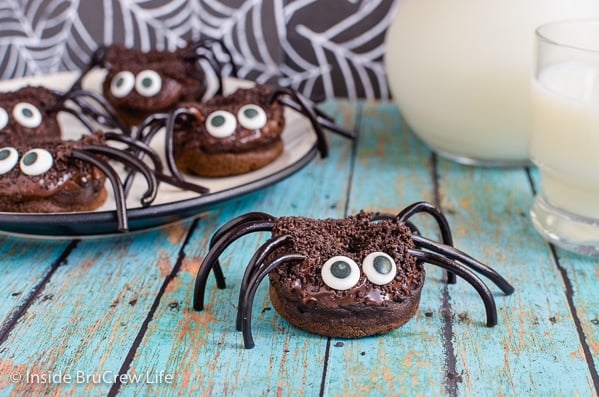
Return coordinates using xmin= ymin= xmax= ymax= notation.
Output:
xmin=530 ymin=19 xmax=599 ymax=256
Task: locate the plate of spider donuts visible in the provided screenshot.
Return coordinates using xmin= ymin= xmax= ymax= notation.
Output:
xmin=0 ymin=41 xmax=353 ymax=237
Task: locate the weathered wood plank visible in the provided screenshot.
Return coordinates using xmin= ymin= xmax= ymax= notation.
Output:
xmin=0 ymin=237 xmax=73 ymax=335
xmin=116 ymin=101 xmax=358 ymax=396
xmin=529 ymin=167 xmax=599 ymax=390
xmin=324 ymin=101 xmax=451 ymax=396
xmin=0 ymin=224 xmax=191 ymax=395
xmin=437 ymin=160 xmax=596 ymax=395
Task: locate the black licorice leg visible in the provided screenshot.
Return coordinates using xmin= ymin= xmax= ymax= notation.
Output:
xmin=193 ymin=220 xmax=276 ymax=311
xmin=209 ymin=212 xmax=276 ymax=251
xmin=61 ymin=89 xmax=131 ymax=136
xmin=269 ymin=87 xmax=329 ymax=158
xmin=235 ymin=235 xmax=293 ymax=331
xmin=81 ymin=146 xmax=158 ymax=206
xmin=105 ymin=132 xmax=209 ymax=196
xmin=278 ymin=97 xmax=356 ymax=140
xmin=409 ymin=249 xmax=498 ymax=327
xmin=136 ymin=113 xmax=170 ymax=141
xmin=208 ymin=212 xmax=275 ymax=282
xmin=58 ymin=107 xmax=97 ymax=133
xmin=187 ymin=55 xmax=225 ymax=98
xmin=397 ymin=201 xmax=457 ymax=284
xmin=104 ymin=132 xmax=164 ymax=173
xmin=123 ymin=119 xmax=166 ymax=195
xmin=241 ymin=254 xmax=305 ymax=349
xmin=165 ymin=108 xmax=194 ymax=182
xmin=71 ymin=150 xmax=129 ymax=232
xmin=412 ymin=235 xmax=514 ymax=295
xmin=207 ymin=212 xmax=276 ymax=290
xmin=68 ymin=46 xmax=107 ymax=92
xmin=154 ymin=111 xmax=210 ymax=193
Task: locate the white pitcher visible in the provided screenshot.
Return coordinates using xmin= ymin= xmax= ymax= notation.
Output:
xmin=385 ymin=1 xmax=599 ymax=166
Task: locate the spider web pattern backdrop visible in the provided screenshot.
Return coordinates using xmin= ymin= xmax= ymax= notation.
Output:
xmin=0 ymin=0 xmax=398 ymax=100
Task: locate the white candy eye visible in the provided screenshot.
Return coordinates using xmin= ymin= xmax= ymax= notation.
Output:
xmin=206 ymin=110 xmax=237 ymax=138
xmin=0 ymin=147 xmax=18 ymax=174
xmin=237 ymin=104 xmax=267 ymax=130
xmin=13 ymin=102 xmax=42 ymax=128
xmin=0 ymin=107 xmax=8 ymax=130
xmin=321 ymin=255 xmax=361 ymax=290
xmin=362 ymin=252 xmax=397 ymax=285
xmin=110 ymin=71 xmax=135 ymax=98
xmin=135 ymin=69 xmax=162 ymax=97
xmin=20 ymin=148 xmax=53 ymax=176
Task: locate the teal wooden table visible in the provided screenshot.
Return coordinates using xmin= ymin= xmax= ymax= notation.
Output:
xmin=0 ymin=101 xmax=597 ymax=396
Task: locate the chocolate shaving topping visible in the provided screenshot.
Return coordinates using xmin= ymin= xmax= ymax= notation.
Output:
xmin=268 ymin=211 xmax=424 ymax=307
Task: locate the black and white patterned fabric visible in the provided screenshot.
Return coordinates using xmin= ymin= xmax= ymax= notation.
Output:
xmin=0 ymin=0 xmax=398 ymax=100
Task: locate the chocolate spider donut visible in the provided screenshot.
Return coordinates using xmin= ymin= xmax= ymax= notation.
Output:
xmin=171 ymin=84 xmax=285 ymax=177
xmin=0 ymin=86 xmax=62 ymax=144
xmin=73 ymin=40 xmax=235 ymax=126
xmin=194 ymin=202 xmax=514 ymax=349
xmin=102 ymin=44 xmax=206 ymax=125
xmin=135 ymin=84 xmax=354 ymax=179
xmin=267 ymin=212 xmax=424 ymax=338
xmin=0 ymin=133 xmax=109 ymax=213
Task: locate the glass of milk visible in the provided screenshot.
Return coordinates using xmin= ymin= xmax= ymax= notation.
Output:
xmin=530 ymin=19 xmax=599 ymax=256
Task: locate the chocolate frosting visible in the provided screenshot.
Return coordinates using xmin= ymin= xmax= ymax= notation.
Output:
xmin=173 ymin=84 xmax=284 ymax=155
xmin=0 ymin=133 xmax=106 ymax=212
xmin=0 ymin=86 xmax=61 ymax=144
xmin=102 ymin=44 xmax=205 ymax=117
xmin=268 ymin=211 xmax=424 ymax=309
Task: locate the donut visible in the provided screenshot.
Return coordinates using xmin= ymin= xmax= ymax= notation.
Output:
xmin=101 ymin=43 xmax=214 ymax=126
xmin=266 ymin=212 xmax=425 ymax=338
xmin=0 ymin=134 xmax=107 ymax=213
xmin=172 ymin=84 xmax=285 ymax=177
xmin=0 ymin=86 xmax=61 ymax=144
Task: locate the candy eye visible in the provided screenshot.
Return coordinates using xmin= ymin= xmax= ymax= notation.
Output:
xmin=0 ymin=147 xmax=18 ymax=174
xmin=13 ymin=103 xmax=42 ymax=128
xmin=237 ymin=104 xmax=267 ymax=130
xmin=362 ymin=252 xmax=397 ymax=285
xmin=0 ymin=107 xmax=8 ymax=130
xmin=205 ymin=110 xmax=237 ymax=138
xmin=19 ymin=148 xmax=53 ymax=176
xmin=321 ymin=255 xmax=361 ymax=290
xmin=135 ymin=70 xmax=162 ymax=97
xmin=110 ymin=71 xmax=135 ymax=98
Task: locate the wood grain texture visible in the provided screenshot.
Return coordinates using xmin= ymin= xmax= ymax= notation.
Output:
xmin=436 ymin=160 xmax=596 ymax=395
xmin=0 ymin=225 xmax=190 ymax=395
xmin=0 ymin=237 xmax=72 ymax=333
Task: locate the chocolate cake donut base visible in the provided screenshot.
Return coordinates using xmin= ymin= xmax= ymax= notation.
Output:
xmin=268 ymin=282 xmax=423 ymax=338
xmin=175 ymin=139 xmax=284 ymax=177
xmin=0 ymin=186 xmax=107 ymax=213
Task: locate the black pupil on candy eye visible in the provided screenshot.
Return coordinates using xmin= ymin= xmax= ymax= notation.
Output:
xmin=22 ymin=108 xmax=33 ymax=118
xmin=0 ymin=149 xmax=10 ymax=160
xmin=331 ymin=261 xmax=351 ymax=279
xmin=115 ymin=77 xmax=124 ymax=87
xmin=373 ymin=256 xmax=392 ymax=274
xmin=211 ymin=115 xmax=226 ymax=127
xmin=244 ymin=108 xmax=258 ymax=118
xmin=22 ymin=152 xmax=37 ymax=166
xmin=142 ymin=77 xmax=153 ymax=88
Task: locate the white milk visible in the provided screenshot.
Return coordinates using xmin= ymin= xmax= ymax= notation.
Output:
xmin=385 ymin=0 xmax=599 ymax=164
xmin=530 ymin=61 xmax=599 ymax=219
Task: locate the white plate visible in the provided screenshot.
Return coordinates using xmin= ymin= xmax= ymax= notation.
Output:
xmin=0 ymin=71 xmax=318 ymax=237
